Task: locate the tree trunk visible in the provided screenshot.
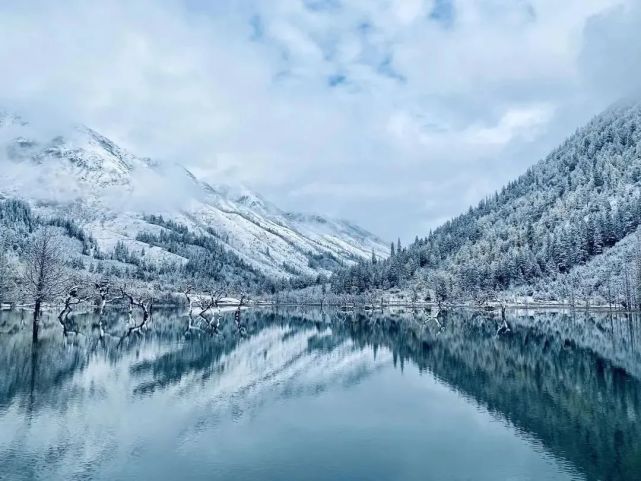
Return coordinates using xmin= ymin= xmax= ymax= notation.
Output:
xmin=32 ymin=299 xmax=41 ymax=343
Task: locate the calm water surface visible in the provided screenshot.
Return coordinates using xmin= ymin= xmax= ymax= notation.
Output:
xmin=1 ymin=308 xmax=640 ymax=481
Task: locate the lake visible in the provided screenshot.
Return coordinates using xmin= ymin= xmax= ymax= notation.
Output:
xmin=1 ymin=307 xmax=640 ymax=481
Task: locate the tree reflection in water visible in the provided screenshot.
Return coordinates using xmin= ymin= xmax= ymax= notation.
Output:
xmin=0 ymin=307 xmax=640 ymax=481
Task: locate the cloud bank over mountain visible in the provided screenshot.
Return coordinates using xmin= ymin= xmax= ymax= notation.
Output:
xmin=1 ymin=0 xmax=639 ymax=240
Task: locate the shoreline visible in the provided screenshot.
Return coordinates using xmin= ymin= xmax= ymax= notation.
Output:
xmin=2 ymin=300 xmax=635 ymax=315
xmin=253 ymin=301 xmax=634 ymax=313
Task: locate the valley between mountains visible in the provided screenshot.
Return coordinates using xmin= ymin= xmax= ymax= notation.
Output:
xmin=4 ymin=101 xmax=641 ymax=307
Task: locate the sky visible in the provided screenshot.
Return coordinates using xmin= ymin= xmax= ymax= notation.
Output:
xmin=1 ymin=0 xmax=641 ymax=241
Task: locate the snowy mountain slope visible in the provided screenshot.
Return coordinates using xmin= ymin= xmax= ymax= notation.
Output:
xmin=331 ymin=99 xmax=641 ymax=299
xmin=0 ymin=112 xmax=388 ymax=278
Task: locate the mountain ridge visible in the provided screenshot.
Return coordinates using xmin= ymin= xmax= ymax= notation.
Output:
xmin=331 ymin=99 xmax=641 ymax=304
xmin=0 ymin=112 xmax=388 ymax=282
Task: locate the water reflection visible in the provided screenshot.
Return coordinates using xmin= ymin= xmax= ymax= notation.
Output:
xmin=0 ymin=307 xmax=640 ymax=480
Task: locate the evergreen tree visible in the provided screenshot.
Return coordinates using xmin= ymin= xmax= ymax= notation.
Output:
xmin=329 ymin=102 xmax=641 ymax=300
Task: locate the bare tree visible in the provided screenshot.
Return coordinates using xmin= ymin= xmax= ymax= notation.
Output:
xmin=319 ymin=283 xmax=328 ymax=311
xmin=184 ymin=285 xmax=227 ymax=335
xmin=20 ymin=230 xmax=71 ymax=342
xmin=472 ymin=287 xmax=495 ymax=309
xmin=364 ymin=291 xmax=377 ymax=310
xmin=495 ymin=297 xmax=511 ymax=335
xmin=95 ymin=278 xmax=112 ymax=316
xmin=93 ymin=278 xmax=110 ymax=337
xmin=118 ymin=285 xmax=154 ymax=340
xmin=57 ymin=284 xmax=90 ymax=336
xmin=196 ymin=292 xmax=221 ymax=331
xmin=211 ymin=286 xmax=227 ymax=308
xmin=234 ymin=289 xmax=249 ymax=336
xmin=86 ymin=277 xmax=124 ymax=340
xmin=184 ymin=286 xmax=204 ymax=334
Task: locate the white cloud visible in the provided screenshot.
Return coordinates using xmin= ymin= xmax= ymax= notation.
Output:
xmin=465 ymin=104 xmax=555 ymax=146
xmin=290 ymin=181 xmax=400 ymax=200
xmin=579 ymin=2 xmax=641 ymax=98
xmin=0 ymin=0 xmax=637 ymax=240
xmin=392 ymin=0 xmax=428 ymax=25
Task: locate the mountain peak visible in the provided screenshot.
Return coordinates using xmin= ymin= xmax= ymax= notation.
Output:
xmin=0 ymin=114 xmax=388 ymax=278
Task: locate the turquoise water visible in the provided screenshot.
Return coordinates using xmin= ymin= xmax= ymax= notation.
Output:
xmin=1 ymin=308 xmax=640 ymax=480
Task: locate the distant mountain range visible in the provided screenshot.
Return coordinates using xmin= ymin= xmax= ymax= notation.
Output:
xmin=332 ymin=100 xmax=641 ymax=303
xmin=0 ymin=111 xmax=388 ymax=284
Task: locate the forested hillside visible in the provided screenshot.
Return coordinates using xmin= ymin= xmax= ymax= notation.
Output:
xmin=0 ymin=198 xmax=277 ymax=297
xmin=0 ymin=109 xmax=392 ymax=305
xmin=0 ymin=111 xmax=387 ymax=286
xmin=331 ymin=101 xmax=641 ymax=304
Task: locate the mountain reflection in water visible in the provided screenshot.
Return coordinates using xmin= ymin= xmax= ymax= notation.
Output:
xmin=0 ymin=307 xmax=640 ymax=481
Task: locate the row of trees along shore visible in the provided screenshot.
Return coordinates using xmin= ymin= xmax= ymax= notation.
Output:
xmin=5 ymin=226 xmax=641 ymax=346
xmin=327 ymin=231 xmax=641 ymax=311
xmin=0 ymin=228 xmax=250 ymax=343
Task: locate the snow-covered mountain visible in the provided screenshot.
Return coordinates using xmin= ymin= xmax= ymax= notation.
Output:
xmin=331 ymin=100 xmax=641 ymax=301
xmin=0 ymin=112 xmax=388 ymax=278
